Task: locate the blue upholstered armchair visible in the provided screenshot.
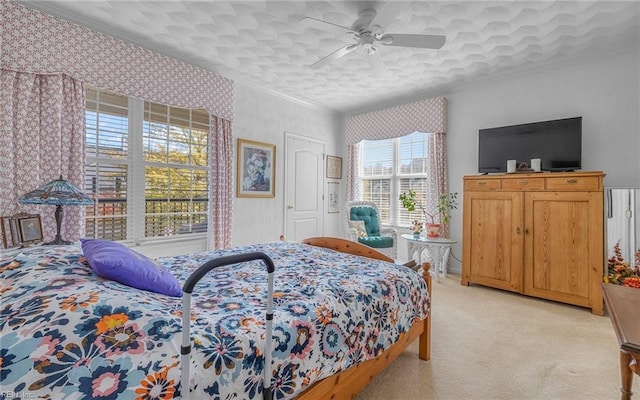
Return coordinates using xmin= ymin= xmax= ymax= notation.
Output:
xmin=344 ymin=201 xmax=397 ymax=260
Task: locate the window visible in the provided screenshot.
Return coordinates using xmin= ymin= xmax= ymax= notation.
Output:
xmin=360 ymin=131 xmax=429 ymax=227
xmin=85 ymin=87 xmax=209 ymax=241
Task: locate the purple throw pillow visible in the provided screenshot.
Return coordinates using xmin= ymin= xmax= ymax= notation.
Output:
xmin=80 ymin=238 xmax=182 ymax=297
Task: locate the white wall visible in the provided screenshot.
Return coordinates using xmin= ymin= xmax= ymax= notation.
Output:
xmin=445 ymin=49 xmax=640 ymax=273
xmin=231 ymin=82 xmax=344 ymax=246
xmin=143 ymin=49 xmax=639 ymax=259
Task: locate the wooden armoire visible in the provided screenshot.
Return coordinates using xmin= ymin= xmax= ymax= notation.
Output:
xmin=461 ymin=171 xmax=605 ymax=315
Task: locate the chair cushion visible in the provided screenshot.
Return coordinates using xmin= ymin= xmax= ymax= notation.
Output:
xmin=348 ymin=220 xmax=368 ymax=238
xmin=349 ymin=206 xmax=381 ymax=237
xmin=358 ymin=236 xmax=394 ymax=249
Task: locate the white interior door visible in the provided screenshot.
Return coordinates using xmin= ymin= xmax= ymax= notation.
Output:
xmin=285 ymin=133 xmax=324 ymax=241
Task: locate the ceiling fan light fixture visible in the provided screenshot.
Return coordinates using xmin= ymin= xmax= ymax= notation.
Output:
xmin=370 ymin=24 xmax=382 ymax=35
xmin=300 ymin=3 xmax=447 ymax=73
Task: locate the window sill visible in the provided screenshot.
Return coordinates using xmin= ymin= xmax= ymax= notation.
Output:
xmin=122 ymin=234 xmax=208 ymax=258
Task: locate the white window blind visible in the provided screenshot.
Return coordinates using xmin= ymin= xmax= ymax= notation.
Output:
xmin=84 ymin=87 xmax=209 ymax=242
xmin=361 ymin=139 xmax=393 ymax=223
xmin=85 ymin=89 xmax=129 ymax=240
xmin=142 ymin=102 xmax=209 ymax=237
xmin=360 ymin=131 xmax=429 ymax=226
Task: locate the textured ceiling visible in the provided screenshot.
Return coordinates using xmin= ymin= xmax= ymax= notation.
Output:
xmin=18 ymin=1 xmax=640 ymax=114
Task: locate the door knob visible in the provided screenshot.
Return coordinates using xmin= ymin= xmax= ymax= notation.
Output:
xmin=287 ymin=204 xmax=294 ymax=209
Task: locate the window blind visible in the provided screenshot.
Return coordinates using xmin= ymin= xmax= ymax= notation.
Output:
xmin=360 ymin=131 xmax=430 ymax=226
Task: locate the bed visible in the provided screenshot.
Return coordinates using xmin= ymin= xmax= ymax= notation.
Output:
xmin=0 ymin=237 xmax=431 ymax=399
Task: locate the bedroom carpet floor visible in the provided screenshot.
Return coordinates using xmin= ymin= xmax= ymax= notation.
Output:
xmin=356 ymin=273 xmax=638 ymax=400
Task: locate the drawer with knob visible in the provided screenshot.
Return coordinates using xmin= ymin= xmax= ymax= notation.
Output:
xmin=545 ymin=176 xmax=600 ymax=191
xmin=464 ymin=179 xmax=501 ymax=191
xmin=501 ymin=177 xmax=545 ymax=191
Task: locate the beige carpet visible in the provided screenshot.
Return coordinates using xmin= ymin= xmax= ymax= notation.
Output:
xmin=356 ymin=274 xmax=638 ymax=400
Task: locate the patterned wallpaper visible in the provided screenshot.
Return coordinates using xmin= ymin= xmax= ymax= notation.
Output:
xmin=345 ymin=97 xmax=447 ymax=144
xmin=1 ymin=0 xmax=234 ymax=121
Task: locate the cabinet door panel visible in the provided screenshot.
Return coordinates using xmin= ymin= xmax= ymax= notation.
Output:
xmin=524 ymin=192 xmax=594 ymax=306
xmin=462 ymin=191 xmax=523 ymax=292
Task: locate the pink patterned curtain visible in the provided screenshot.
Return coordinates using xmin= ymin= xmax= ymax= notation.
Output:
xmin=2 ymin=1 xmax=235 ymax=248
xmin=209 ymin=117 xmax=233 ymax=249
xmin=346 ymin=144 xmax=360 ymax=201
xmin=0 ymin=70 xmax=86 ymax=242
xmin=427 ymin=132 xmax=449 ymax=236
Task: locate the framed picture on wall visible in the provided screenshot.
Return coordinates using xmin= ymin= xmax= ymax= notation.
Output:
xmin=328 ymin=182 xmax=339 ymax=213
xmin=326 ymin=155 xmax=342 ymax=179
xmin=237 ymin=138 xmax=276 ymax=198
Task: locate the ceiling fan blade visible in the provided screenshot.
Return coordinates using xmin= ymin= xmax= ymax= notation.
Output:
xmin=351 ymin=9 xmax=377 ymax=31
xmin=380 ymin=34 xmax=446 ymax=49
xmin=366 ymin=49 xmax=390 ymax=78
xmin=310 ymin=44 xmax=359 ymax=69
xmin=299 ymin=16 xmax=355 ymax=35
xmin=369 ymin=2 xmax=405 ymax=32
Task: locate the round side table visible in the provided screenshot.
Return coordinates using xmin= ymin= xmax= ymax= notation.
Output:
xmin=401 ymin=234 xmax=457 ymax=282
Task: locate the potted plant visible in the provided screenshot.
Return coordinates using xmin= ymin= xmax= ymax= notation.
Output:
xmin=399 ymin=190 xmax=458 ymax=238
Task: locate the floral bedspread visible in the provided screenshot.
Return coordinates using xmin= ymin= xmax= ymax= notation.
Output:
xmin=0 ymin=241 xmax=430 ymax=399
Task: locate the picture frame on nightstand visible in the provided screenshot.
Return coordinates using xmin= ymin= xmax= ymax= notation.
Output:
xmin=1 ymin=213 xmax=43 ymax=248
xmin=1 ymin=215 xmax=21 ymax=248
xmin=17 ymin=214 xmax=44 ymax=244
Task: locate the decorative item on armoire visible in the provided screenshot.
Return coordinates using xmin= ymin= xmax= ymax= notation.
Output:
xmin=516 ymin=161 xmax=532 ymax=172
xmin=531 ymin=158 xmax=541 ymax=172
xmin=18 ymin=175 xmax=94 ymax=245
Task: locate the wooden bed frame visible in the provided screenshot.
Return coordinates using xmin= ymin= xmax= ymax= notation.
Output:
xmin=297 ymin=237 xmax=432 ymax=399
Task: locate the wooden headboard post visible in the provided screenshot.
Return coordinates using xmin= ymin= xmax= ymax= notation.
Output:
xmin=420 ymin=262 xmax=432 ymax=361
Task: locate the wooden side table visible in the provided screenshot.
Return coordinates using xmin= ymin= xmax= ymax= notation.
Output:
xmin=602 ymin=283 xmax=640 ymax=399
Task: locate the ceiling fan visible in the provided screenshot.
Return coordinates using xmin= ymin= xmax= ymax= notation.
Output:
xmin=300 ymin=2 xmax=445 ymax=76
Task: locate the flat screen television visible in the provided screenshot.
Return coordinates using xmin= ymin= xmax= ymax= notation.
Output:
xmin=478 ymin=116 xmax=582 ymax=173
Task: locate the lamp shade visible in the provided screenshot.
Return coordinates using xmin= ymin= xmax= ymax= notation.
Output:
xmin=19 ymin=175 xmax=93 ymax=206
xmin=18 ymin=175 xmax=93 ymax=245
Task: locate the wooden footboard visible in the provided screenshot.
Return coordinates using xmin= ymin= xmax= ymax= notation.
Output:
xmin=299 ymin=237 xmax=432 ymax=399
